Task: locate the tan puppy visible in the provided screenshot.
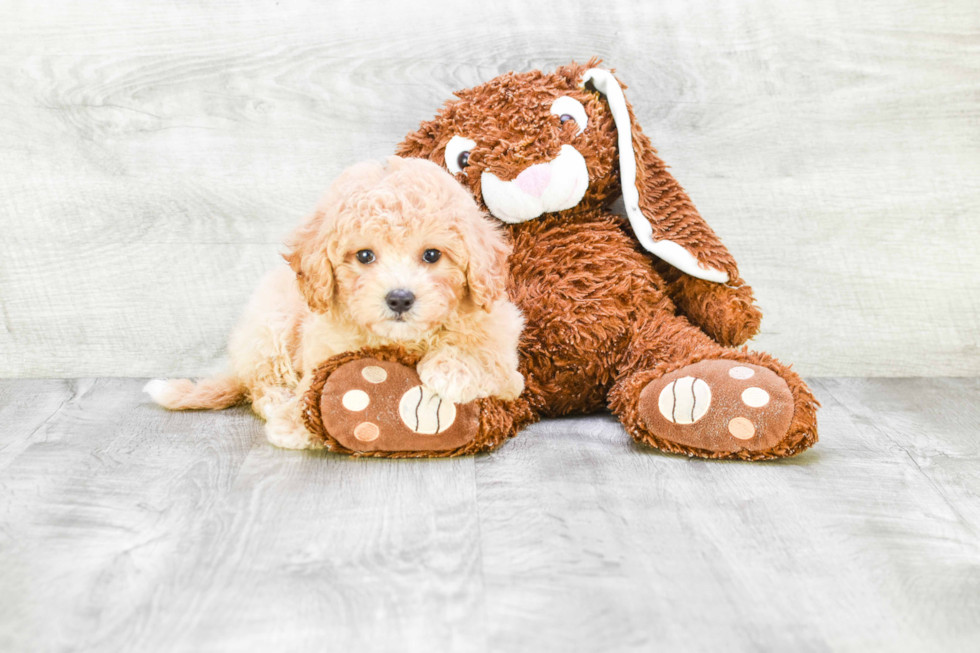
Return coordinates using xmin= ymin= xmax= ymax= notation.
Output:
xmin=146 ymin=157 xmax=525 ymax=449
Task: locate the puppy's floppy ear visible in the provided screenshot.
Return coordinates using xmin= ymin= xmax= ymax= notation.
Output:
xmin=461 ymin=210 xmax=511 ymax=312
xmin=284 ymin=159 xmax=389 ymax=313
xmin=283 ymin=210 xmax=335 ymax=313
xmin=581 ymin=68 xmax=738 ymax=284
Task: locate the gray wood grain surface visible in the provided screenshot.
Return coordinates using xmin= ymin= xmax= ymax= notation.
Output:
xmin=1 ymin=1 xmax=978 ymax=377
xmin=1 ymin=377 xmax=978 ymax=652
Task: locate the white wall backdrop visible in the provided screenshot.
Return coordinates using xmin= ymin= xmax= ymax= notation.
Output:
xmin=1 ymin=0 xmax=978 ymax=378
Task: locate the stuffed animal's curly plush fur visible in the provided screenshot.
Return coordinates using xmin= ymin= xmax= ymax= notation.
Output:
xmin=303 ymin=59 xmax=818 ymax=460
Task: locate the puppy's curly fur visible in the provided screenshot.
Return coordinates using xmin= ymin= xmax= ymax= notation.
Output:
xmin=146 ymin=157 xmax=524 ymax=449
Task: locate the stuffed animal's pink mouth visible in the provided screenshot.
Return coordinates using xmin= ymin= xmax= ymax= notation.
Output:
xmin=480 ymin=145 xmax=589 ymax=223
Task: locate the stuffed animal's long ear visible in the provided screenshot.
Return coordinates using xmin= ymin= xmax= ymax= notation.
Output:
xmin=581 ymin=69 xmax=738 ymax=284
xmin=283 ymin=211 xmax=335 ymax=313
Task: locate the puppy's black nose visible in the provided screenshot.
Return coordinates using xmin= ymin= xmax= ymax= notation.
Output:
xmin=386 ymin=289 xmax=415 ymax=314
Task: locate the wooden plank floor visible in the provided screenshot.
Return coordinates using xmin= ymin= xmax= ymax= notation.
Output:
xmin=1 ymin=378 xmax=978 ymax=652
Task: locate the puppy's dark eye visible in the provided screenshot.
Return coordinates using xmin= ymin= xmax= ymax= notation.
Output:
xmin=559 ymin=114 xmax=575 ymax=125
xmin=422 ymin=249 xmax=442 ymax=264
xmin=456 ymin=151 xmax=470 ymax=170
xmin=356 ymin=249 xmax=376 ymax=264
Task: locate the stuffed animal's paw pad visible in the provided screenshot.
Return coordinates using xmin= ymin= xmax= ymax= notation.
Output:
xmin=398 ymin=385 xmax=457 ymax=435
xmin=638 ymin=360 xmax=795 ymax=453
xmin=318 ymin=358 xmax=479 ymax=453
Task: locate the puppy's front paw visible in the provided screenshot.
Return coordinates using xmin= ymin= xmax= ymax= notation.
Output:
xmin=265 ymin=414 xmax=321 ymax=450
xmin=417 ymin=354 xmax=482 ymax=405
xmin=497 ymin=370 xmax=525 ymax=401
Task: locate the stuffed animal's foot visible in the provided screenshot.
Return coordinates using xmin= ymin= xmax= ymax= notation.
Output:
xmin=626 ymin=358 xmax=818 ymax=460
xmin=308 ymin=357 xmax=481 ymax=455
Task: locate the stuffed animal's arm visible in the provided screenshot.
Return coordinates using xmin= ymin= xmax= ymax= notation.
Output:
xmin=651 ymin=259 xmax=762 ymax=347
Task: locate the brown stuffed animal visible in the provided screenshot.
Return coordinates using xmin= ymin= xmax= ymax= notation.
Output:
xmin=302 ymin=59 xmax=818 ymax=460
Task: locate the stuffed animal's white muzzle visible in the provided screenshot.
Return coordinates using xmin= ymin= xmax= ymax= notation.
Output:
xmin=480 ymin=145 xmax=589 ymax=223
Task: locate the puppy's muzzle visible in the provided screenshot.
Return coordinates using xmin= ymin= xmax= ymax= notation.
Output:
xmin=386 ymin=289 xmax=415 ymax=315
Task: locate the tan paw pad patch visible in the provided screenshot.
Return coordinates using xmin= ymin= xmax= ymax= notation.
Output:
xmin=398 ymin=385 xmax=457 ymax=435
xmin=727 ymin=417 xmax=756 ymax=440
xmin=741 ymin=387 xmax=770 ymax=408
xmin=353 ymin=422 xmax=380 ymax=441
xmin=361 ymin=366 xmax=388 ymax=384
xmin=341 ymin=389 xmax=370 ymax=411
xmin=729 ymin=366 xmax=755 ymax=380
xmin=657 ymin=376 xmax=711 ymax=424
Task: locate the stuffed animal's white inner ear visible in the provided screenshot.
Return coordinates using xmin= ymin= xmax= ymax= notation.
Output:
xmin=581 ymin=68 xmax=729 ymax=284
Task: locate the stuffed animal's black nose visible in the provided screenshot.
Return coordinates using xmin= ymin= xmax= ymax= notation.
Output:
xmin=386 ymin=289 xmax=415 ymax=314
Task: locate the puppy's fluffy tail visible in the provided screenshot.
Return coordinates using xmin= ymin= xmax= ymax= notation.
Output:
xmin=143 ymin=375 xmax=245 ymax=410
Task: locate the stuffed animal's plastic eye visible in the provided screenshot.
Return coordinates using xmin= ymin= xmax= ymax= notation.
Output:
xmin=549 ymin=97 xmax=587 ymax=136
xmin=356 ymin=249 xmax=376 ymax=264
xmin=422 ymin=249 xmax=442 ymax=264
xmin=445 ymin=135 xmax=477 ymax=175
